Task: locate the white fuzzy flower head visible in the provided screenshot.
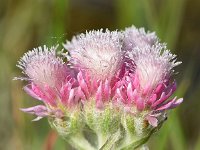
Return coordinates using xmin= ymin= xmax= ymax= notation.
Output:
xmin=64 ymin=29 xmax=123 ymax=80
xmin=17 ymin=45 xmax=68 ymax=88
xmin=127 ymin=43 xmax=181 ymax=89
xmin=123 ymin=26 xmax=158 ymax=51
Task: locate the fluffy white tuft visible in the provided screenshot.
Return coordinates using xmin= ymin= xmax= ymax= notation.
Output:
xmin=127 ymin=43 xmax=181 ymax=89
xmin=123 ymin=26 xmax=158 ymax=51
xmin=17 ymin=45 xmax=68 ymax=88
xmin=64 ymin=29 xmax=123 ymax=80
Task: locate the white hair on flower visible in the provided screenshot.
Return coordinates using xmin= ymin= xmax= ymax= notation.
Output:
xmin=123 ymin=26 xmax=158 ymax=51
xmin=127 ymin=43 xmax=182 ymax=89
xmin=64 ymin=29 xmax=123 ymax=80
xmin=17 ymin=45 xmax=68 ymax=88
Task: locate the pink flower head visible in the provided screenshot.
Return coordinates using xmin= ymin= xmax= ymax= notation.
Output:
xmin=64 ymin=29 xmax=123 ymax=80
xmin=17 ymin=45 xmax=68 ymax=88
xmin=116 ymin=27 xmax=183 ymax=126
xmin=17 ymin=45 xmax=78 ymax=120
xmin=127 ymin=43 xmax=181 ymax=90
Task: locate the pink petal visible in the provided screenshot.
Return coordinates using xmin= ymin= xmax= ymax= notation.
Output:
xmin=103 ymin=79 xmax=111 ymax=101
xmin=146 ymin=115 xmax=158 ymax=127
xmin=168 ymin=98 xmax=183 ymax=109
xmin=92 ymin=79 xmax=99 ymax=93
xmin=152 ymin=89 xmax=172 ymax=108
xmin=116 ymin=88 xmax=127 ymax=104
xmin=20 ymin=105 xmax=48 ymax=117
xmin=136 ymin=97 xmax=145 ymax=111
xmin=143 ymin=82 xmax=151 ymax=95
xmin=96 ymin=82 xmax=103 ymax=103
xmin=171 ymin=82 xmax=177 ymax=93
xmin=32 ymin=84 xmax=49 ymax=103
xmin=23 ymin=85 xmax=42 ymax=101
xmin=133 ymin=74 xmax=139 ymax=88
xmin=127 ymin=82 xmax=133 ymax=104
xmin=155 ymin=97 xmax=177 ymax=111
xmin=147 ymin=94 xmax=157 ymax=105
xmin=132 ymin=89 xmax=139 ymax=103
xmin=77 ymin=86 xmax=86 ymax=100
xmin=68 ymin=89 xmax=75 ymax=105
xmin=154 ymin=83 xmax=164 ymax=94
xmin=60 ymin=83 xmax=70 ymax=104
xmin=96 ymin=82 xmax=104 ymax=109
xmin=77 ymin=72 xmax=90 ymax=98
xmin=43 ymin=85 xmax=56 ymax=106
xmin=84 ymin=72 xmax=92 ymax=90
xmin=52 ymin=109 xmax=64 ymax=118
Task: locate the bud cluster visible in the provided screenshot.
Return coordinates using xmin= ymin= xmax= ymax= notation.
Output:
xmin=16 ymin=26 xmax=183 ymax=149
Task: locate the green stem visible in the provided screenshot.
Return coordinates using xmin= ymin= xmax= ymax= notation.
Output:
xmin=99 ymin=129 xmax=121 ymax=150
xmin=97 ymin=132 xmax=108 ymax=149
xmin=65 ymin=133 xmax=95 ymax=150
xmin=121 ymin=121 xmax=164 ymax=150
xmin=120 ymin=135 xmax=150 ymax=150
xmin=137 ymin=145 xmax=149 ymax=150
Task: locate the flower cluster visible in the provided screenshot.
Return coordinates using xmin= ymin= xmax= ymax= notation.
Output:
xmin=16 ymin=26 xmax=183 ymax=149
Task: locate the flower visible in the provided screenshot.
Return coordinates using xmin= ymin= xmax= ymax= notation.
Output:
xmin=121 ymin=27 xmax=183 ymax=126
xmin=17 ymin=45 xmax=68 ymax=88
xmin=122 ymin=26 xmax=158 ymax=51
xmin=64 ymin=29 xmax=123 ymax=80
xmin=16 ymin=27 xmax=183 ymax=149
xmin=17 ymin=45 xmax=79 ymax=120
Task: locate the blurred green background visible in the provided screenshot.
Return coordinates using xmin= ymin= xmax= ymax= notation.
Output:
xmin=0 ymin=0 xmax=200 ymax=149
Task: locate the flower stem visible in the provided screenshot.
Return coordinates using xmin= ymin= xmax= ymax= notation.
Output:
xmin=65 ymin=133 xmax=95 ymax=150
xmin=99 ymin=129 xmax=121 ymax=150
